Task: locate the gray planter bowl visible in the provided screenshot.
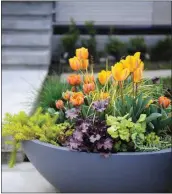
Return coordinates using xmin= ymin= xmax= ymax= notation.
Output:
xmin=22 ymin=140 xmax=172 ymax=193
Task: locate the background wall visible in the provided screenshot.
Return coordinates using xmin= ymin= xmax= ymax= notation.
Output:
xmin=2 ymin=1 xmax=53 ymax=68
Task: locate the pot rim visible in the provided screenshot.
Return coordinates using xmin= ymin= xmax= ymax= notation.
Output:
xmin=23 ymin=140 xmax=171 ymax=156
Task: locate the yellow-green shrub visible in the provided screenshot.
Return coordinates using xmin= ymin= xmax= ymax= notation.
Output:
xmin=2 ymin=107 xmax=72 ymax=167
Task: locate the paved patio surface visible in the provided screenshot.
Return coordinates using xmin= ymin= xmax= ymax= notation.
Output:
xmin=61 ymin=69 xmax=171 ymax=81
xmin=2 ymin=162 xmax=58 ymax=193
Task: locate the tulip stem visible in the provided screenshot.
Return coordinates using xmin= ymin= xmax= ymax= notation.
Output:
xmin=136 ymin=83 xmax=138 ymax=97
xmin=119 ymin=81 xmax=124 ymax=104
xmin=132 ymin=73 xmax=135 ymax=98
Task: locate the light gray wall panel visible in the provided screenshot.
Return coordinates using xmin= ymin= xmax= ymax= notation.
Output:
xmin=2 ymin=50 xmax=50 ymax=65
xmin=152 ymin=1 xmax=171 ymax=25
xmin=56 ymin=1 xmax=153 ymax=25
xmin=2 ymin=18 xmax=51 ymax=30
xmin=2 ymin=1 xmax=53 ymax=15
xmin=2 ymin=33 xmax=51 ymax=47
xmin=2 ymin=1 xmax=53 ymax=67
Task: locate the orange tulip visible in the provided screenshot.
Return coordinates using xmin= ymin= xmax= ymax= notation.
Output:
xmin=121 ymin=52 xmax=144 ymax=73
xmin=133 ymin=67 xmax=143 ymax=83
xmin=70 ymin=92 xmax=84 ymax=106
xmin=67 ymin=74 xmax=81 ymax=86
xmin=111 ymin=62 xmax=129 ymax=81
xmin=158 ymin=96 xmax=171 ymax=108
xmin=84 ymin=74 xmax=94 ymax=84
xmin=69 ymin=56 xmax=82 ymax=71
xmin=100 ymin=92 xmax=110 ymax=99
xmin=98 ymin=70 xmax=111 ymax=85
xmin=55 ymin=100 xmax=64 ymax=109
xmin=62 ymin=91 xmax=72 ymax=101
xmin=76 ymin=47 xmax=89 ymax=59
xmin=83 ymin=82 xmax=95 ymax=94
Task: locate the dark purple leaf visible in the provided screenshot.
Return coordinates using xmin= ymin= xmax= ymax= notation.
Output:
xmin=89 ymin=134 xmax=101 ymax=143
xmin=97 ymin=138 xmax=113 ymax=150
xmin=67 ymin=137 xmax=80 ymax=149
xmin=79 ymin=122 xmax=90 ymax=133
xmin=73 ymin=130 xmax=83 ymax=142
xmin=65 ymin=108 xmax=80 ymax=120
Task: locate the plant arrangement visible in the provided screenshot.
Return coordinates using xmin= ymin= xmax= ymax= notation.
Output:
xmin=3 ymin=47 xmax=172 ymax=167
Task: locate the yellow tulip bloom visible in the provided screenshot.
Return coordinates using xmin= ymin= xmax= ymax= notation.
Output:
xmin=111 ymin=62 xmax=130 ymax=81
xmin=76 ymin=47 xmax=89 ymax=60
xmin=133 ymin=67 xmax=143 ymax=83
xmin=121 ymin=52 xmax=144 ymax=73
xmin=134 ymin=52 xmax=141 ymax=59
xmin=98 ymin=70 xmax=111 ymax=85
xmin=81 ymin=59 xmax=89 ymax=70
xmin=69 ymin=56 xmax=82 ymax=71
xmin=134 ymin=52 xmax=144 ymax=70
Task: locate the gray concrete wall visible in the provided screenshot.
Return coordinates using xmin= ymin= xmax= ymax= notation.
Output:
xmin=55 ymin=1 xmax=171 ymax=26
xmin=2 ymin=1 xmax=53 ymax=68
xmin=152 ymin=1 xmax=171 ymax=25
xmin=55 ymin=1 xmax=153 ymax=25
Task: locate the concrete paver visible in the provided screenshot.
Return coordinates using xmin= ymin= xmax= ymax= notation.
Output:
xmin=2 ymin=69 xmax=48 ymax=118
xmin=60 ymin=69 xmax=171 ymax=81
xmin=2 ymin=163 xmax=58 ymax=193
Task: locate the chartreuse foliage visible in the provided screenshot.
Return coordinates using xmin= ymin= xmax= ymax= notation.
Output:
xmin=106 ymin=114 xmax=171 ymax=152
xmin=2 ymin=107 xmax=72 ymax=167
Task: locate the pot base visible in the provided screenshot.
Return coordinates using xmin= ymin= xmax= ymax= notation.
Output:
xmin=22 ymin=140 xmax=172 ymax=193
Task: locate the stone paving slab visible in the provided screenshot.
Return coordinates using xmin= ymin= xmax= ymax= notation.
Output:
xmin=2 ymin=69 xmax=48 ymax=118
xmin=2 ymin=163 xmax=58 ymax=193
xmin=61 ymin=69 xmax=171 ymax=81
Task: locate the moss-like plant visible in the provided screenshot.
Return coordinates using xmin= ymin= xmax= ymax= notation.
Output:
xmin=2 ymin=107 xmax=72 ymax=167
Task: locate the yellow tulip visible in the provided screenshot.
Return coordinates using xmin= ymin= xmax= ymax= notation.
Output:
xmin=111 ymin=62 xmax=129 ymax=81
xmin=134 ymin=52 xmax=144 ymax=70
xmin=81 ymin=59 xmax=89 ymax=70
xmin=133 ymin=67 xmax=143 ymax=83
xmin=69 ymin=57 xmax=81 ymax=71
xmin=121 ymin=52 xmax=144 ymax=73
xmin=76 ymin=47 xmax=89 ymax=60
xmin=98 ymin=70 xmax=111 ymax=85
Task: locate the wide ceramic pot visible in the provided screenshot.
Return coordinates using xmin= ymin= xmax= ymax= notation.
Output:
xmin=22 ymin=140 xmax=172 ymax=193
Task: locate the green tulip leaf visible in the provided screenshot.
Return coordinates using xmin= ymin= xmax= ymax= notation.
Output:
xmin=146 ymin=113 xmax=162 ymax=123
